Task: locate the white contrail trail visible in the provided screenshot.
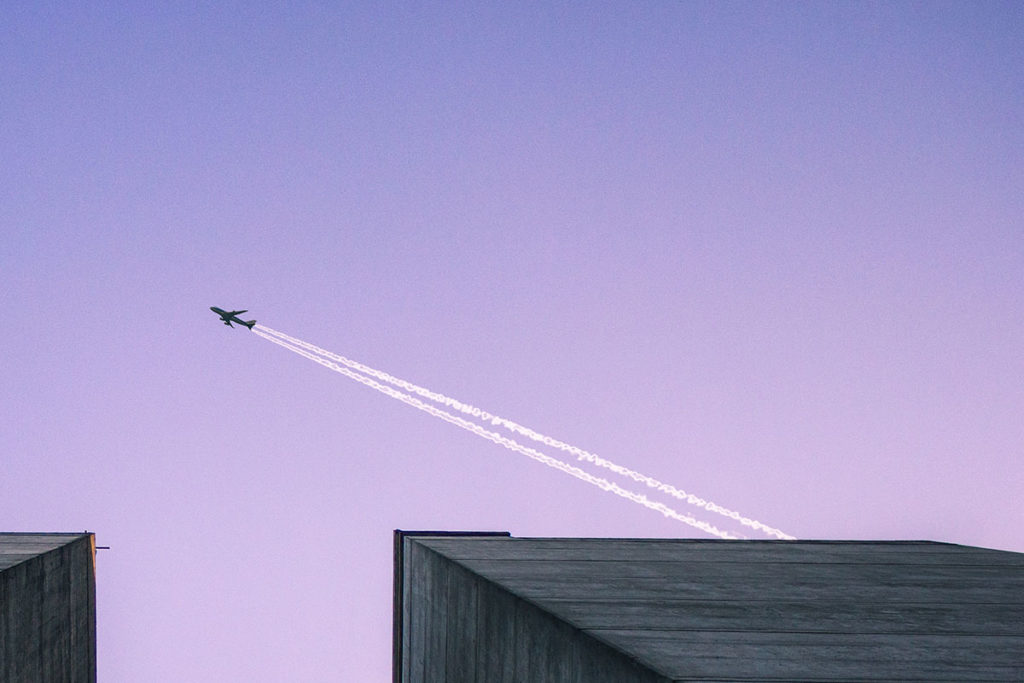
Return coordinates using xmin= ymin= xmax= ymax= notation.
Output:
xmin=256 ymin=325 xmax=794 ymax=540
xmin=252 ymin=327 xmax=737 ymax=539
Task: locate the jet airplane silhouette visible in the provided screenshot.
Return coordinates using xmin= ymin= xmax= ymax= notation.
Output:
xmin=210 ymin=307 xmax=256 ymax=329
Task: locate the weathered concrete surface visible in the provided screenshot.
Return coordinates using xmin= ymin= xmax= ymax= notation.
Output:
xmin=0 ymin=533 xmax=97 ymax=683
xmin=395 ymin=531 xmax=670 ymax=683
xmin=395 ymin=533 xmax=1024 ymax=682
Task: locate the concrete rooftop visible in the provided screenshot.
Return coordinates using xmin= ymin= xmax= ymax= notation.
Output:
xmin=0 ymin=533 xmax=92 ymax=572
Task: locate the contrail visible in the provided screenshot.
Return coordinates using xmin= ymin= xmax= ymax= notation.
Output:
xmin=252 ymin=327 xmax=737 ymax=539
xmin=256 ymin=325 xmax=794 ymax=540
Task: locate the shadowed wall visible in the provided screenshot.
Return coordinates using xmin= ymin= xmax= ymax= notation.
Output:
xmin=0 ymin=533 xmax=97 ymax=683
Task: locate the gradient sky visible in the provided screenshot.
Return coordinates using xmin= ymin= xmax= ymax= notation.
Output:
xmin=2 ymin=2 xmax=1022 ymax=680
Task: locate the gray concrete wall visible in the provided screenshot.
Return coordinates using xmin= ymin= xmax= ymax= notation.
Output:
xmin=396 ymin=532 xmax=669 ymax=683
xmin=397 ymin=534 xmax=1024 ymax=682
xmin=0 ymin=534 xmax=97 ymax=683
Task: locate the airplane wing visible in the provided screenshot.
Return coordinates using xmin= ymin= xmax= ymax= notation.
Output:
xmin=229 ymin=310 xmax=247 ymax=315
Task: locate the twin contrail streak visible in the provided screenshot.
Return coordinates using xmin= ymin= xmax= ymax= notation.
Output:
xmin=252 ymin=327 xmax=737 ymax=539
xmin=256 ymin=325 xmax=794 ymax=540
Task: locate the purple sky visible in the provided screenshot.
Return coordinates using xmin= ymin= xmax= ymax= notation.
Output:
xmin=2 ymin=2 xmax=1022 ymax=680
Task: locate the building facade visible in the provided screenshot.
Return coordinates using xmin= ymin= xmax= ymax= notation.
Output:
xmin=0 ymin=533 xmax=97 ymax=683
xmin=393 ymin=530 xmax=1024 ymax=682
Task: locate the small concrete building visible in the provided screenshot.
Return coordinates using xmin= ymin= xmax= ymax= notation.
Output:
xmin=393 ymin=531 xmax=1024 ymax=682
xmin=0 ymin=533 xmax=97 ymax=683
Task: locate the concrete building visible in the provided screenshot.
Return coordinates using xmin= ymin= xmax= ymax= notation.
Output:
xmin=0 ymin=533 xmax=97 ymax=683
xmin=393 ymin=530 xmax=1024 ymax=682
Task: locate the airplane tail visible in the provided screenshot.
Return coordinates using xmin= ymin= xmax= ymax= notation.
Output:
xmin=244 ymin=320 xmax=256 ymax=330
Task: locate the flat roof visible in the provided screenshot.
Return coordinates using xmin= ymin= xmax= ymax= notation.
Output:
xmin=0 ymin=533 xmax=93 ymax=572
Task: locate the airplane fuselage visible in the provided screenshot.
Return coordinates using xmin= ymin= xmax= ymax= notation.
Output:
xmin=210 ymin=306 xmax=256 ymax=330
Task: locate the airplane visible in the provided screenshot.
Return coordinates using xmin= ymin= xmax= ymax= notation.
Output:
xmin=210 ymin=306 xmax=256 ymax=330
